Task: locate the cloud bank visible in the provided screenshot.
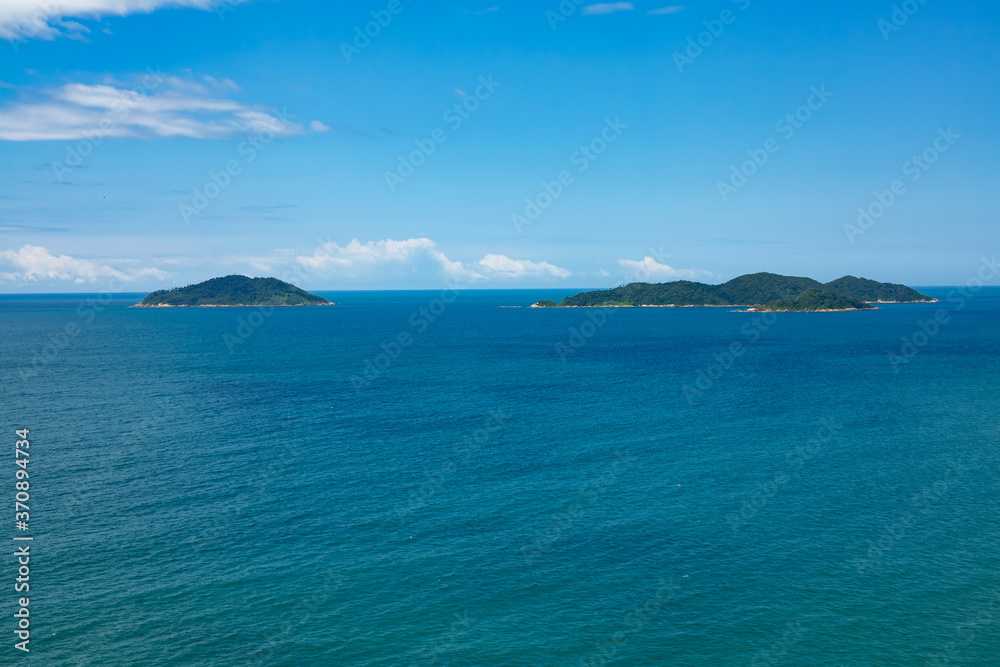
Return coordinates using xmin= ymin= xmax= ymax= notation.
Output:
xmin=616 ymin=256 xmax=714 ymax=282
xmin=297 ymin=238 xmax=572 ymax=283
xmin=0 ymin=244 xmax=168 ymax=284
xmin=0 ymin=0 xmax=248 ymax=41
xmin=0 ymin=240 xmax=715 ymax=290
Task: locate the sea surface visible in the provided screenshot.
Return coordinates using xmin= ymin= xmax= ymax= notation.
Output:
xmin=1 ymin=287 xmax=999 ymax=666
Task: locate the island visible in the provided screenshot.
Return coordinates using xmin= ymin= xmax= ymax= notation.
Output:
xmin=750 ymin=288 xmax=873 ymax=312
xmin=532 ymin=273 xmax=935 ymax=312
xmin=133 ymin=275 xmax=335 ymax=307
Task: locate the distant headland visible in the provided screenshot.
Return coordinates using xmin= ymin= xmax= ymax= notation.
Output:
xmin=531 ymin=274 xmax=936 ymax=312
xmin=133 ymin=276 xmax=335 ymax=308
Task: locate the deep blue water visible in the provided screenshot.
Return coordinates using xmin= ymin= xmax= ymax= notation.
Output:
xmin=2 ymin=287 xmax=999 ymax=666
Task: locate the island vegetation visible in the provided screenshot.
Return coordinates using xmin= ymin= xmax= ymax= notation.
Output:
xmin=753 ymin=288 xmax=874 ymax=312
xmin=532 ymin=273 xmax=934 ymax=311
xmin=134 ymin=275 xmax=334 ymax=307
xmin=821 ymin=276 xmax=933 ymax=303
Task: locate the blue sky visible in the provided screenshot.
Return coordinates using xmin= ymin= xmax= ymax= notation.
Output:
xmin=0 ymin=0 xmax=997 ymax=292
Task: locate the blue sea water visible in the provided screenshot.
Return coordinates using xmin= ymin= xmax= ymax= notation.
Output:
xmin=1 ymin=287 xmax=999 ymax=666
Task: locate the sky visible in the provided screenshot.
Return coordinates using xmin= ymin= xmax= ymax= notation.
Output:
xmin=0 ymin=0 xmax=997 ymax=292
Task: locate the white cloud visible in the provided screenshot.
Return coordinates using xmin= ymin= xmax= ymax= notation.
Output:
xmin=0 ymin=244 xmax=168 ymax=284
xmin=297 ymin=238 xmax=479 ymax=281
xmin=309 ymin=120 xmax=330 ymax=133
xmin=581 ymin=3 xmax=634 ymax=16
xmin=202 ymin=74 xmax=239 ymax=91
xmin=0 ymin=0 xmax=249 ymax=42
xmin=478 ymin=254 xmax=571 ymax=280
xmin=647 ymin=6 xmax=684 ymax=15
xmin=300 ymin=237 xmax=436 ymax=270
xmin=617 ymin=256 xmax=713 ymax=282
xmin=0 ymin=74 xmax=322 ymax=141
xmin=296 ymin=238 xmax=571 ymax=284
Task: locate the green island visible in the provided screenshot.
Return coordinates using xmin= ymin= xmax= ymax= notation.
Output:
xmin=531 ymin=273 xmax=935 ymax=312
xmin=133 ymin=275 xmax=335 ymax=307
xmin=753 ymin=288 xmax=872 ymax=312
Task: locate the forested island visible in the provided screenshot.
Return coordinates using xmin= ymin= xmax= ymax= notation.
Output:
xmin=532 ymin=273 xmax=935 ymax=312
xmin=752 ymin=288 xmax=873 ymax=312
xmin=134 ymin=276 xmax=334 ymax=307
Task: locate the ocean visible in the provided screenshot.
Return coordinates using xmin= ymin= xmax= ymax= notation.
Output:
xmin=2 ymin=286 xmax=999 ymax=666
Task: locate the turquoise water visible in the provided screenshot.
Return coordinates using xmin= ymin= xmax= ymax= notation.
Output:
xmin=2 ymin=288 xmax=999 ymax=665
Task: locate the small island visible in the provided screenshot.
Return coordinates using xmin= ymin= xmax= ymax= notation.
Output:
xmin=532 ymin=273 xmax=935 ymax=312
xmin=133 ymin=275 xmax=335 ymax=308
xmin=749 ymin=288 xmax=874 ymax=312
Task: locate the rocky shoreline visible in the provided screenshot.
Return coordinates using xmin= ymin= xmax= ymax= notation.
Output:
xmin=131 ymin=302 xmax=337 ymax=308
xmin=531 ymin=301 xmax=935 ymax=310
